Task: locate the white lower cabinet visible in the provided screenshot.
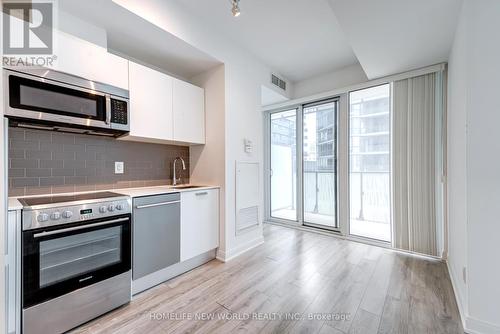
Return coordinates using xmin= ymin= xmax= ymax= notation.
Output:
xmin=5 ymin=210 xmax=21 ymax=334
xmin=180 ymin=189 xmax=219 ymax=262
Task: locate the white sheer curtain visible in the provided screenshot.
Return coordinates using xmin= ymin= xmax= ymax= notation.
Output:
xmin=393 ymin=72 xmax=444 ymax=256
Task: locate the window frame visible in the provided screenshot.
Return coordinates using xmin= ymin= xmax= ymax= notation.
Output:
xmin=347 ymin=83 xmax=393 ymax=244
xmin=265 ymin=97 xmax=341 ymax=233
xmin=264 ymin=83 xmax=394 ymax=248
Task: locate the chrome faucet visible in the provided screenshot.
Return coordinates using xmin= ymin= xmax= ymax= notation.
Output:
xmin=172 ymin=157 xmax=186 ymax=186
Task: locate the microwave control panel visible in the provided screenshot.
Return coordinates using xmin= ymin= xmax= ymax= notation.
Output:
xmin=110 ymin=99 xmax=128 ymax=125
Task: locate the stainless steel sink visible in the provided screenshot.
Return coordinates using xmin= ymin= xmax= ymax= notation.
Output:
xmin=171 ymin=185 xmax=205 ymax=189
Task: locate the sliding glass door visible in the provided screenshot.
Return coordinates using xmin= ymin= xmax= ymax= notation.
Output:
xmin=349 ymin=85 xmax=391 ymax=242
xmin=266 ymin=85 xmax=393 ymax=243
xmin=270 ymin=109 xmax=297 ymax=221
xmin=268 ymin=100 xmax=338 ymax=230
xmin=303 ymin=100 xmax=338 ymax=229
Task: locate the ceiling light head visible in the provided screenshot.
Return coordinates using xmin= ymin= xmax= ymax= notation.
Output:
xmin=231 ymin=0 xmax=241 ymax=17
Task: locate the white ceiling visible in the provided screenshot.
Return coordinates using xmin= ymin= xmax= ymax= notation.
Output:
xmin=60 ymin=0 xmax=463 ymax=86
xmin=59 ymin=0 xmax=221 ymax=80
xmin=329 ymin=0 xmax=463 ymax=79
xmin=176 ymin=0 xmax=359 ymax=83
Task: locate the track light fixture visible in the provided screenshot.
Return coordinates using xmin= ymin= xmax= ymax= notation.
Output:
xmin=231 ymin=0 xmax=241 ymax=17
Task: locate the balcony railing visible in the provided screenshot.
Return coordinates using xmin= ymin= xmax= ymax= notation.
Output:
xmin=301 ymin=170 xmax=390 ymax=224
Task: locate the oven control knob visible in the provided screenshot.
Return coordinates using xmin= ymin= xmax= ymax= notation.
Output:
xmin=37 ymin=213 xmax=49 ymax=223
xmin=50 ymin=212 xmax=61 ymax=220
xmin=116 ymin=203 xmax=124 ymax=211
xmin=108 ymin=205 xmax=115 ymax=212
xmin=62 ymin=211 xmax=73 ymax=219
xmin=99 ymin=206 xmax=107 ymax=213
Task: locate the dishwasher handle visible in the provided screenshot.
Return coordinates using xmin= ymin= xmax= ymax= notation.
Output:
xmin=135 ymin=200 xmax=180 ymax=210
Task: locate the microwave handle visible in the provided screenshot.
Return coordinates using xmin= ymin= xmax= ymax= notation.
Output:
xmin=33 ymin=217 xmax=129 ymax=239
xmin=105 ymin=95 xmax=111 ymax=125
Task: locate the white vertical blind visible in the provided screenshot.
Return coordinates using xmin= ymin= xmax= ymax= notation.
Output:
xmin=393 ymin=72 xmax=442 ymax=256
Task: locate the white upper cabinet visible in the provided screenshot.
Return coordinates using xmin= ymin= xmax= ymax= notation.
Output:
xmin=125 ymin=61 xmax=174 ymax=142
xmin=173 ymin=78 xmax=205 ymax=144
xmin=120 ymin=62 xmax=205 ymax=145
xmin=52 ymin=31 xmax=129 ymax=90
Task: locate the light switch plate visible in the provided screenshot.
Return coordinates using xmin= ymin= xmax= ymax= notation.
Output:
xmin=244 ymin=138 xmax=253 ymax=153
xmin=115 ymin=161 xmax=124 ymax=174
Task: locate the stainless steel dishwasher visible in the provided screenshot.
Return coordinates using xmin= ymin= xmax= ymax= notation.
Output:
xmin=132 ymin=193 xmax=180 ymax=280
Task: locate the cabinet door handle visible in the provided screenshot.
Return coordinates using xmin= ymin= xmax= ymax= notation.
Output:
xmin=5 ymin=264 xmax=9 ymax=317
xmin=4 ymin=218 xmax=8 ymax=255
xmin=195 ymin=192 xmax=208 ymax=196
xmin=135 ymin=200 xmax=180 ymax=209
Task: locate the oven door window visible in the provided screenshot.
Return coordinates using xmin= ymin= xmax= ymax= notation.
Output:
xmin=39 ymin=226 xmax=122 ymax=288
xmin=23 ymin=216 xmax=131 ymax=308
xmin=9 ymin=75 xmax=106 ymax=121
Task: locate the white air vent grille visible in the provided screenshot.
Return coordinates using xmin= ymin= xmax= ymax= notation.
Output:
xmin=236 ymin=161 xmax=260 ymax=235
xmin=271 ymin=74 xmax=287 ymax=91
xmin=237 ymin=206 xmax=259 ymax=233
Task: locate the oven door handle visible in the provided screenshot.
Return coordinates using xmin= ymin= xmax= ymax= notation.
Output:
xmin=33 ymin=217 xmax=129 ymax=239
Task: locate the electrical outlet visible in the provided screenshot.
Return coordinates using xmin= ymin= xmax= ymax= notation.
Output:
xmin=115 ymin=161 xmax=124 ymax=174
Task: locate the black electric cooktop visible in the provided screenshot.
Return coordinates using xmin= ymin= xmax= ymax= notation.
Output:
xmin=19 ymin=191 xmax=124 ymax=207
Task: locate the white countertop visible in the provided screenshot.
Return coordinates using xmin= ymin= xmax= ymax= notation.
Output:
xmin=7 ymin=184 xmax=220 ymax=210
xmin=116 ymin=185 xmax=219 ymax=198
xmin=8 ymin=198 xmax=23 ymax=211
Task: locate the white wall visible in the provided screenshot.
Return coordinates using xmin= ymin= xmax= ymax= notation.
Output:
xmin=190 ymin=65 xmax=227 ymax=256
xmin=447 ymin=1 xmax=500 ymax=332
xmin=223 ymin=58 xmax=266 ymax=258
xmin=465 ymin=0 xmax=500 ymax=330
xmin=292 ymin=63 xmax=368 ymax=99
xmin=446 ymin=0 xmax=468 ymax=322
xmin=112 ymin=0 xmax=270 ymax=259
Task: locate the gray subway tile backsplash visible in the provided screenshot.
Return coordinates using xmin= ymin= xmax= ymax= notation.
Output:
xmin=11 ymin=159 xmax=39 ymax=169
xmin=40 ymin=159 xmax=64 ymax=169
xmin=26 ymin=168 xmax=51 ymax=177
xmin=40 ymin=177 xmax=65 ymax=187
xmin=9 ymin=149 xmax=25 ymax=159
xmin=11 ymin=177 xmax=40 ymax=188
xmin=8 ymin=127 xmax=190 ymax=196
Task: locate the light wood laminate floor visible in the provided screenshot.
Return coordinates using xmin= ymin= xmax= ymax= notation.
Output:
xmin=72 ymin=224 xmax=463 ymax=334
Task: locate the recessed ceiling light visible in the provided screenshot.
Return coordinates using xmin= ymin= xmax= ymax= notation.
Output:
xmin=231 ymin=0 xmax=241 ymax=17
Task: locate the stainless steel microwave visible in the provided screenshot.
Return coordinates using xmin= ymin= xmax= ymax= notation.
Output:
xmin=3 ymin=67 xmax=130 ymax=136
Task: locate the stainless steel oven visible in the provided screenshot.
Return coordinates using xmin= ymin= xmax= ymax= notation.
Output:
xmin=19 ymin=192 xmax=132 ymax=334
xmin=3 ymin=67 xmax=129 ymax=136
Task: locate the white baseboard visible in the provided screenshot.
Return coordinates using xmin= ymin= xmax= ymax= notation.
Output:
xmin=466 ymin=317 xmax=500 ymax=334
xmin=216 ymin=236 xmax=264 ymax=262
xmin=446 ymin=261 xmax=500 ymax=334
xmin=447 ymin=261 xmax=467 ymax=331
